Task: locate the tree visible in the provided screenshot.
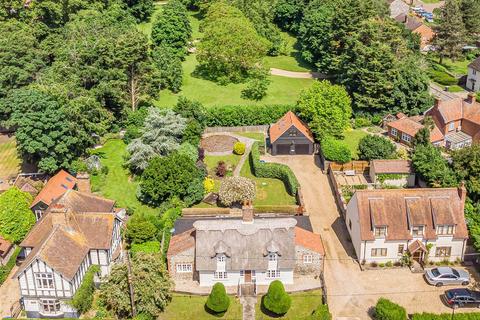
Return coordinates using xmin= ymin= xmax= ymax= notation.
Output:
xmin=0 ymin=21 xmax=45 ymax=99
xmin=151 ymin=0 xmax=191 ymax=56
xmin=241 ymin=70 xmax=271 ymax=101
xmin=263 ymin=280 xmax=292 ymax=315
xmin=274 ymin=0 xmax=308 ymax=33
xmin=127 ymin=108 xmax=187 ymax=172
xmin=320 ymin=136 xmax=352 ymax=163
xmin=412 ymin=144 xmax=457 ymax=187
xmin=296 ymin=81 xmax=351 ymax=139
xmin=126 ymin=216 xmax=158 ymax=244
xmin=124 ymin=0 xmax=154 ymax=22
xmin=219 ymin=176 xmax=255 ymax=206
xmin=99 ymin=253 xmax=172 ymax=319
xmin=151 ymin=44 xmax=183 ymax=93
xmin=413 ymin=116 xmax=434 ymax=147
xmin=0 ymin=187 xmax=35 ymax=243
xmin=461 ymin=0 xmax=480 ymax=37
xmin=357 ymin=135 xmax=396 ymax=160
xmin=374 ymin=298 xmax=406 ymax=320
xmin=451 ymin=144 xmax=480 ymax=201
xmin=433 ymin=0 xmax=466 ymax=63
xmin=196 ymin=2 xmax=270 ymax=83
xmin=205 ymin=283 xmax=230 ymax=315
xmin=173 ymin=97 xmax=208 ymax=126
xmin=139 ymin=153 xmax=205 ymax=206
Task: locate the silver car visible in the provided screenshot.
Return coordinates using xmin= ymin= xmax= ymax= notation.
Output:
xmin=425 ymin=267 xmax=470 ymax=287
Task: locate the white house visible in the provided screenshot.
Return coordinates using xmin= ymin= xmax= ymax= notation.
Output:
xmin=167 ymin=205 xmax=324 ymax=289
xmin=345 ymin=186 xmax=468 ymax=265
xmin=467 ymin=56 xmax=480 ymax=92
xmin=14 ymin=191 xmax=125 ymax=318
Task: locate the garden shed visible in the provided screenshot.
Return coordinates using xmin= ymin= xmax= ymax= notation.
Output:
xmin=269 ymin=111 xmax=314 ymax=155
xmin=369 ymin=159 xmax=415 ymax=187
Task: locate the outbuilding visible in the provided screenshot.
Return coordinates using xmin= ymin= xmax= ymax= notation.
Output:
xmin=269 ymin=111 xmax=314 ymax=155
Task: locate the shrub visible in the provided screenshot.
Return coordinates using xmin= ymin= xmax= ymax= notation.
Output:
xmin=216 ymin=161 xmax=227 ymax=177
xmin=126 ymin=216 xmax=158 ymax=244
xmin=250 ymin=142 xmax=299 ymax=195
xmin=0 ymin=187 xmax=35 ymax=243
xmin=241 ymin=76 xmax=271 ymax=101
xmin=219 ymin=176 xmax=255 ymax=206
xmin=427 ymin=68 xmax=458 ymax=86
xmin=70 ymin=265 xmax=100 ymax=314
xmin=205 ymin=104 xmax=296 ymax=127
xmin=205 ymin=283 xmax=230 ymax=315
xmin=353 ymin=117 xmax=372 ymax=128
xmin=0 ymin=246 xmax=21 ymax=284
xmin=311 ymin=304 xmax=332 ymax=320
xmin=130 ymin=241 xmax=161 ymax=254
xmin=321 ymin=136 xmax=352 ymax=163
xmin=263 ymin=280 xmax=292 ymax=315
xmin=385 ymin=261 xmax=393 ymax=267
xmin=204 ymin=177 xmax=215 ymax=194
xmin=375 ymin=298 xmax=407 ymax=320
xmin=412 ymin=312 xmax=480 ymax=320
xmin=233 ymin=142 xmax=246 ymax=155
xmin=358 ymin=135 xmax=396 ymax=161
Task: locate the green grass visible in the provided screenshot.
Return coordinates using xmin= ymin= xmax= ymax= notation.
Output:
xmin=90 ymin=139 xmax=158 ymax=217
xmin=155 ymin=54 xmax=314 ymax=108
xmin=235 ymin=132 xmax=265 ymax=141
xmin=189 ymin=10 xmax=203 ymax=40
xmin=447 ymin=85 xmax=465 ymax=92
xmin=159 ymin=294 xmax=243 ymax=320
xmin=0 ymin=136 xmax=21 ymax=179
xmin=342 ymin=129 xmax=369 ymax=160
xmin=137 ymin=2 xmax=164 ymax=39
xmin=256 ymin=289 xmax=323 ymax=319
xmin=262 ymin=32 xmax=313 ymax=72
xmin=204 ymin=154 xmax=242 ymax=175
xmin=241 ymin=156 xmax=296 ymax=206
xmin=440 ymin=58 xmax=471 ymax=76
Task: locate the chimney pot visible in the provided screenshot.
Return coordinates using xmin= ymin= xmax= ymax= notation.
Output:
xmin=458 ymin=181 xmax=467 ymax=201
xmin=434 ymin=97 xmax=441 ymax=108
xmin=467 ymin=92 xmax=477 ymax=104
xmin=242 ymin=200 xmax=254 ymax=224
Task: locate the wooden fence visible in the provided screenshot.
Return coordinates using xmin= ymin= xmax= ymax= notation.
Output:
xmin=327 ymin=160 xmax=369 ymax=173
xmin=327 ymin=167 xmax=347 ymax=218
xmin=204 ymin=125 xmax=269 ymax=134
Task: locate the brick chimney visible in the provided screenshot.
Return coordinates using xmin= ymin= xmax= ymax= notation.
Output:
xmin=458 ymin=181 xmax=467 ymax=215
xmin=50 ymin=204 xmax=68 ymax=226
xmin=467 ymin=92 xmax=477 ymax=104
xmin=434 ymin=97 xmax=441 ymax=109
xmin=242 ymin=200 xmax=254 ymax=224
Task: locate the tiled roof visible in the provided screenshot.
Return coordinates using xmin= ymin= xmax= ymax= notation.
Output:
xmin=408 ymin=239 xmax=426 ymax=254
xmin=351 ymin=187 xmax=468 ymax=242
xmin=394 ymin=14 xmax=423 ymax=31
xmin=294 ymin=227 xmax=325 ymax=254
xmin=388 ymin=117 xmax=424 ymax=136
xmin=468 ymin=56 xmax=480 ymax=72
xmin=50 ymin=189 xmax=115 ymax=214
xmin=31 ymin=170 xmax=76 ymax=208
xmin=167 ymin=228 xmax=195 ymax=256
xmin=269 ymin=111 xmax=314 ymax=143
xmin=371 ymin=160 xmax=413 ymax=174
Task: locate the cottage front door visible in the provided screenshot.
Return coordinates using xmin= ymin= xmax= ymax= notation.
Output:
xmin=244 ymin=270 xmax=252 ymax=283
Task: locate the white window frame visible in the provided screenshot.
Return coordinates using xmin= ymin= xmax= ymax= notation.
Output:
xmin=303 ymin=254 xmax=313 ymax=264
xmin=391 ymin=128 xmax=398 ymax=136
xmin=214 ymin=271 xmax=228 ymax=279
xmin=374 ymin=226 xmax=387 ymax=238
xmin=412 ymin=225 xmax=424 ymax=236
xmin=266 ymin=269 xmax=280 ymax=279
xmin=398 ymin=244 xmax=405 ymax=256
xmin=40 ymin=299 xmax=61 ymax=315
xmin=371 ymin=248 xmax=387 ymax=257
xmin=448 ymin=122 xmax=455 ymax=131
xmin=35 ymin=273 xmax=54 ymax=289
xmin=175 ymin=263 xmax=192 ymax=273
xmin=268 ymin=253 xmax=277 ymax=261
xmin=435 ymin=247 xmax=452 ymax=257
xmin=401 ymin=133 xmax=411 ymax=142
xmin=437 ymin=225 xmax=454 ymax=235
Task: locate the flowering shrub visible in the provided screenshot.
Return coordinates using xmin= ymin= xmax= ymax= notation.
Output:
xmin=219 ymin=177 xmax=255 ymax=206
xmin=204 ymin=177 xmax=215 ymax=194
xmin=233 ymin=142 xmax=246 ymax=155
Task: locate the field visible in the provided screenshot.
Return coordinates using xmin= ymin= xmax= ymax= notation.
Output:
xmin=0 ymin=135 xmax=21 ymax=180
xmin=342 ymin=129 xmax=369 ymax=160
xmin=90 ymin=139 xmax=158 ymax=217
xmin=159 ymin=294 xmax=243 ymax=320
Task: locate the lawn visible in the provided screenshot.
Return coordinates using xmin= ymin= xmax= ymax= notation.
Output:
xmin=262 ymin=32 xmax=313 ymax=72
xmin=235 ymin=132 xmax=266 ymax=142
xmin=240 ymin=155 xmax=296 ymax=206
xmin=0 ymin=136 xmax=21 ymax=180
xmin=155 ymin=54 xmax=314 ymax=108
xmin=256 ymin=289 xmax=323 ymax=319
xmin=159 ymin=294 xmax=243 ymax=320
xmin=137 ymin=2 xmax=165 ymax=38
xmin=90 ymin=139 xmax=158 ymax=217
xmin=342 ymin=129 xmax=369 ymax=160
xmin=204 ymin=154 xmax=242 ymax=176
xmin=440 ymin=58 xmax=471 ymax=77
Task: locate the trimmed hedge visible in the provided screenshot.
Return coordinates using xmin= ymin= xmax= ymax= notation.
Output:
xmin=374 ymin=298 xmax=407 ymax=320
xmin=0 ymin=246 xmax=21 ymax=284
xmin=130 ymin=241 xmax=161 ymax=254
xmin=250 ymin=142 xmax=299 ymax=195
xmin=206 ymin=283 xmax=230 ymax=315
xmin=263 ymin=280 xmax=292 ymax=315
xmin=321 ymin=136 xmax=352 ymax=163
xmin=205 ymin=104 xmax=297 ymax=127
xmin=412 ymin=313 xmax=480 ymax=320
xmin=70 ymin=265 xmax=100 ymax=314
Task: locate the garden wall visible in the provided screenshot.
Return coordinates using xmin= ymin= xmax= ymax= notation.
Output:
xmin=182 ymin=206 xmax=301 ymax=216
xmin=204 ymin=125 xmax=268 ymax=134
xmin=327 ymin=168 xmax=347 ymax=218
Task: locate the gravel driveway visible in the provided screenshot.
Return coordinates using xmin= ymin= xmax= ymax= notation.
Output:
xmin=262 ymin=154 xmax=480 ymax=319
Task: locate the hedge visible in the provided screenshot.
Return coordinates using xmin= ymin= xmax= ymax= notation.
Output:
xmin=70 ymin=265 xmax=100 ymax=314
xmin=250 ymin=142 xmax=299 ymax=195
xmin=412 ymin=313 xmax=480 ymax=320
xmin=321 ymin=136 xmax=352 ymax=163
xmin=0 ymin=246 xmax=21 ymax=284
xmin=206 ymin=283 xmax=230 ymax=315
xmin=263 ymin=280 xmax=292 ymax=315
xmin=311 ymin=304 xmax=332 ymax=320
xmin=205 ymin=104 xmax=297 ymax=127
xmin=130 ymin=241 xmax=161 ymax=254
xmin=428 ymin=69 xmax=458 ymax=86
xmin=374 ymin=298 xmax=407 ymax=320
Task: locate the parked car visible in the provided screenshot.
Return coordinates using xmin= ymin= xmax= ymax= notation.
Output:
xmin=444 ymin=289 xmax=480 ymax=309
xmin=424 ymin=267 xmax=470 ymax=287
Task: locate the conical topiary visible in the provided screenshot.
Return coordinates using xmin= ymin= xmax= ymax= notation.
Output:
xmin=206 ymin=282 xmax=230 ymax=315
xmin=263 ymin=280 xmax=292 ymax=315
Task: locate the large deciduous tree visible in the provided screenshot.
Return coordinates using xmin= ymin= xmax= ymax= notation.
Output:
xmin=433 ymin=0 xmax=466 ymax=63
xmin=357 ymin=135 xmax=396 ymax=161
xmin=99 ymin=253 xmax=172 ymax=319
xmin=412 ymin=144 xmax=457 ymax=188
xmin=296 ymin=81 xmax=351 ymax=139
xmin=124 ymin=0 xmax=154 ymax=22
xmin=0 ymin=187 xmax=35 ymax=243
xmin=451 ymin=144 xmax=480 ymax=201
xmin=196 ymin=2 xmax=270 ymax=83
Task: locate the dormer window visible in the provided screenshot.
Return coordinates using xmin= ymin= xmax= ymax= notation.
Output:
xmin=412 ymin=225 xmax=424 ymax=236
xmin=268 ymin=253 xmax=277 ymax=261
xmin=437 ymin=225 xmax=454 ymax=235
xmin=374 ymin=226 xmax=387 ymax=237
xmin=217 ymin=254 xmax=226 ymax=262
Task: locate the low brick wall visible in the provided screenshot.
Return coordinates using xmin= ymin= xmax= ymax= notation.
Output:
xmin=327 ymin=167 xmax=347 ymax=218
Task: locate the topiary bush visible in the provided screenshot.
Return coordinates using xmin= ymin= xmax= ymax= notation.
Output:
xmin=233 ymin=141 xmax=246 ymax=155
xmin=311 ymin=304 xmax=332 ymax=320
xmin=263 ymin=280 xmax=292 ymax=316
xmin=206 ymin=283 xmax=230 ymax=315
xmin=250 ymin=142 xmax=299 ymax=195
xmin=321 ymin=136 xmax=352 ymax=163
xmin=374 ymin=298 xmax=407 ymax=320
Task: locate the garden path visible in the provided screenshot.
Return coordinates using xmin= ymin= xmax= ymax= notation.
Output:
xmin=269 ymin=67 xmax=325 ymax=79
xmin=240 ymin=296 xmax=256 ymax=320
xmin=0 ymin=266 xmax=20 ymax=318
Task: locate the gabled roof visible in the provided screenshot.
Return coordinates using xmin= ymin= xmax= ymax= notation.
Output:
xmin=351 ymin=187 xmax=468 ymax=242
xmin=31 ymin=170 xmax=77 ymax=208
xmin=167 ymin=228 xmax=195 ymax=257
xmin=387 ymin=117 xmax=444 ymax=142
xmin=395 ymin=14 xmax=423 ymax=31
xmin=294 ymin=227 xmax=325 ymax=254
xmin=468 ymin=56 xmax=480 ymax=72
xmin=269 ymin=111 xmax=314 ymax=143
xmin=371 ymin=160 xmax=413 ymax=174
xmin=50 ymin=189 xmax=115 ymax=213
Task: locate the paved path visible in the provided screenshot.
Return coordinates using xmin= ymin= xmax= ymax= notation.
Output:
xmin=269 ymin=68 xmax=326 ymax=79
xmin=261 ymin=154 xmax=479 ymax=319
xmin=240 ymin=296 xmax=256 ymax=320
xmin=0 ymin=266 xmax=20 ymax=318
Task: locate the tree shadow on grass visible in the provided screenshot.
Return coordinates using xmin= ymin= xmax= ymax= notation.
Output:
xmin=204 ymin=304 xmax=226 ymax=318
xmin=291 ymin=40 xmax=315 ymax=71
xmin=259 ymin=295 xmax=286 ymax=318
